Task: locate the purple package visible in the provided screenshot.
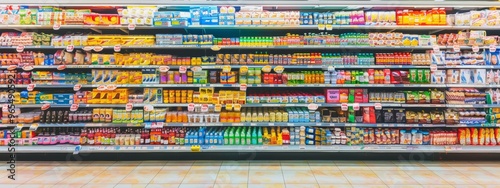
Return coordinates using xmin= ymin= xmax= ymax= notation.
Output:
xmin=160 ymin=72 xmax=167 ymax=84
xmin=181 ymin=73 xmax=188 ymax=83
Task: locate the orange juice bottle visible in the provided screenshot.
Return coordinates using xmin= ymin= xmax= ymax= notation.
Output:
xmin=402 ymin=10 xmax=409 ymax=25
xmin=408 ymin=10 xmax=415 ymax=25
xmin=439 ymin=8 xmax=446 ymax=25
xmin=426 ymin=10 xmax=433 ymax=25
xmin=220 ymin=112 xmax=228 ymax=122
xmin=432 ymin=8 xmax=439 ymax=25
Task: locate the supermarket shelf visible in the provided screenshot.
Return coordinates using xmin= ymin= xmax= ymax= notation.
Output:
xmin=2 ymin=122 xmax=495 ymax=128
xmin=0 ymin=65 xmax=434 ymax=70
xmin=0 ymin=145 xmax=497 ymax=153
xmin=2 ymin=24 xmax=500 ymax=31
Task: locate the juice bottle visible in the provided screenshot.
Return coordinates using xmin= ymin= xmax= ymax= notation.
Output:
xmin=402 ymin=10 xmax=409 ymax=25
xmin=408 ymin=10 xmax=415 ymax=25
xmin=439 ymin=8 xmax=446 ymax=25
xmin=432 ymin=8 xmax=439 ymax=25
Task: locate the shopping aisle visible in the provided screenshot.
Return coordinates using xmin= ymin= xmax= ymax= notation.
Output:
xmin=2 ymin=160 xmax=500 ymax=188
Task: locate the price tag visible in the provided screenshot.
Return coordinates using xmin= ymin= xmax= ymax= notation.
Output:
xmin=179 ymin=66 xmax=187 ymax=73
xmin=191 ymin=66 xmax=202 ymax=72
xmin=188 ymin=103 xmax=195 ymax=112
xmin=341 ymin=103 xmax=348 ymax=111
xmin=152 ymin=122 xmax=164 ymax=128
xmin=114 ymin=44 xmax=121 ymax=52
xmin=83 ymin=46 xmax=93 ymax=52
xmin=41 ymin=104 xmax=51 ymax=111
xmin=214 ymin=104 xmax=222 ymax=112
xmin=97 ymin=85 xmax=106 ymax=91
xmin=27 ymin=84 xmax=35 ymax=91
xmin=490 ymin=44 xmax=497 ymax=52
xmin=201 ymin=104 xmax=209 ymax=112
xmin=66 ymin=45 xmax=74 ymax=52
xmin=261 ymin=65 xmax=272 ymax=73
xmin=57 ymin=65 xmax=66 ymax=71
xmin=29 ymin=123 xmax=39 ymax=131
xmin=16 ymin=45 xmax=24 ymax=53
xmin=453 ymin=45 xmax=460 ymax=52
xmin=22 ymin=65 xmax=33 ymax=71
xmin=317 ymin=24 xmax=326 ymax=30
xmin=432 ymin=45 xmax=440 ymax=53
xmin=159 ymin=66 xmax=170 ymax=72
xmin=233 ymin=104 xmax=241 ymax=112
xmin=128 ymin=23 xmax=136 ymax=30
xmin=299 ymin=145 xmax=306 ymax=149
xmin=353 ymin=103 xmax=360 ymax=111
xmin=430 ymin=64 xmax=438 ymax=71
xmin=327 ymin=66 xmax=335 ymax=72
xmin=240 ymin=66 xmax=248 ymax=74
xmin=125 ymin=103 xmax=133 ymax=112
xmin=73 ymin=145 xmax=81 ymax=155
xmin=7 ymin=65 xmax=17 ymax=71
xmin=2 ymin=104 xmax=8 ymax=111
xmin=472 ymin=45 xmax=480 ymax=52
xmin=15 ymin=124 xmax=23 ymax=131
xmin=325 ymin=25 xmax=333 ymax=31
xmin=93 ymin=46 xmax=103 ymax=52
xmin=239 ymin=83 xmax=247 ymax=91
xmin=282 ymin=146 xmax=289 ymax=150
xmin=273 ymin=66 xmax=285 ymax=74
xmin=222 ymin=65 xmax=232 ymax=73
xmin=70 ymin=104 xmax=79 ymax=112
xmin=210 ymin=45 xmax=221 ymax=51
xmin=143 ymin=104 xmax=154 ymax=112
xmin=73 ymin=84 xmax=82 ymax=91
xmin=53 ymin=23 xmax=61 ymax=30
xmin=106 ymin=84 xmax=117 ymax=91
xmin=308 ymin=103 xmax=319 ymax=111
xmin=374 ymin=103 xmax=382 ymax=110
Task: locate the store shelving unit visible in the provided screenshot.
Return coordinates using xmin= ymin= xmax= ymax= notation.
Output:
xmin=2 ymin=0 xmax=500 ymax=154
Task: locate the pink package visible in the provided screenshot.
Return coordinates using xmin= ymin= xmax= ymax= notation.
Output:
xmin=325 ymin=89 xmax=340 ymax=103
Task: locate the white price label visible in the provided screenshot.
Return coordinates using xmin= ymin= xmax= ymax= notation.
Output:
xmin=273 ymin=66 xmax=285 ymax=74
xmin=307 ymin=103 xmax=319 ymax=111
xmin=341 ymin=103 xmax=348 ymax=111
xmin=353 ymin=103 xmax=360 ymax=111
xmin=114 ymin=44 xmax=121 ymax=52
xmin=53 ymin=23 xmax=61 ymax=30
xmin=57 ymin=65 xmax=66 ymax=71
xmin=2 ymin=104 xmax=8 ymax=111
xmin=188 ymin=103 xmax=195 ymax=112
xmin=179 ymin=66 xmax=187 ymax=73
xmin=374 ymin=103 xmax=382 ymax=110
xmin=128 ymin=23 xmax=136 ymax=30
xmin=210 ymin=45 xmax=221 ymax=51
xmin=97 ymin=85 xmax=106 ymax=91
xmin=240 ymin=83 xmax=247 ymax=91
xmin=433 ymin=45 xmax=440 ymax=53
xmin=325 ymin=25 xmax=333 ymax=31
xmin=472 ymin=45 xmax=480 ymax=52
xmin=144 ymin=104 xmax=154 ymax=112
xmin=73 ymin=84 xmax=82 ymax=91
xmin=66 ymin=45 xmax=74 ymax=52
xmin=16 ymin=45 xmax=24 ymax=53
xmin=261 ymin=65 xmax=272 ymax=73
xmin=430 ymin=64 xmax=438 ymax=71
xmin=234 ymin=104 xmax=241 ymax=112
xmin=29 ymin=123 xmax=39 ymax=131
xmin=41 ymin=104 xmax=51 ymax=111
xmin=222 ymin=65 xmax=231 ymax=73
xmin=7 ymin=65 xmax=17 ymax=71
xmin=125 ymin=103 xmax=133 ymax=111
xmin=317 ymin=24 xmax=326 ymax=30
xmin=27 ymin=84 xmax=35 ymax=91
xmin=282 ymin=146 xmax=289 ymax=150
xmin=93 ymin=46 xmax=103 ymax=52
xmin=106 ymin=84 xmax=117 ymax=91
xmin=159 ymin=66 xmax=170 ymax=72
xmin=201 ymin=104 xmax=209 ymax=112
xmin=83 ymin=46 xmax=93 ymax=52
xmin=453 ymin=45 xmax=460 ymax=52
xmin=191 ymin=66 xmax=202 ymax=72
xmin=490 ymin=44 xmax=497 ymax=52
xmin=327 ymin=66 xmax=335 ymax=72
xmin=214 ymin=104 xmax=222 ymax=112
xmin=70 ymin=104 xmax=79 ymax=112
xmin=22 ymin=65 xmax=33 ymax=71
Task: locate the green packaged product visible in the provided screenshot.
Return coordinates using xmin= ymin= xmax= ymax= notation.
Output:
xmin=409 ymin=69 xmax=417 ymax=83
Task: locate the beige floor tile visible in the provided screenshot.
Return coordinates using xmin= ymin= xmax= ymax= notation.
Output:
xmin=351 ymin=185 xmax=388 ymax=188
xmin=146 ymin=184 xmax=180 ymax=188
xmin=106 ymin=165 xmax=138 ymax=171
xmin=335 ymin=161 xmax=371 ymax=171
xmin=248 ymin=170 xmax=284 ymax=184
xmin=421 ymin=163 xmax=455 ymax=171
xmin=81 ymin=184 xmax=116 ymax=188
xmin=26 ymin=170 xmax=75 ymax=184
xmin=162 ymin=162 xmax=193 ymax=171
xmin=139 ymin=161 xmax=167 ymax=166
xmin=249 ymin=162 xmax=281 ymax=171
xmin=342 ymin=171 xmax=384 ymax=185
xmin=88 ymin=170 xmax=129 ymax=184
xmin=432 ymin=170 xmax=478 ymax=185
xmin=58 ymin=170 xmax=104 ymax=184
xmin=247 ymin=184 xmax=285 ymax=188
xmin=420 ymin=185 xmax=454 ymax=188
xmin=50 ymin=166 xmax=85 ymax=171
xmin=114 ymin=161 xmax=143 ymax=166
xmin=0 ymin=170 xmax=47 ymax=184
xmin=190 ymin=162 xmax=221 ymax=171
xmin=79 ymin=161 xmax=117 ymax=166
xmin=285 ymin=184 xmax=320 ymax=188
xmin=281 ymin=162 xmax=311 ymax=171
xmin=134 ymin=165 xmax=164 ymax=171
xmin=387 ymin=185 xmax=423 ymax=188
xmin=365 ymin=161 xmax=400 ymax=171
xmin=484 ymin=185 xmax=500 ymax=188
xmin=182 ymin=170 xmax=219 ymax=184
xmin=178 ymin=184 xmax=215 ymax=188
xmin=452 ymin=185 xmax=486 ymax=188
xmin=373 ymin=170 xmax=419 ymax=185
xmin=318 ymin=185 xmax=353 ymax=188
xmin=120 ymin=170 xmax=160 ymax=184
xmin=283 ymin=171 xmax=317 ymax=184
xmin=150 ymin=170 xmax=189 ymax=184
xmin=308 ymin=162 xmax=339 ymax=171
xmin=16 ymin=184 xmax=54 ymax=188
xmin=459 ymin=170 xmax=500 ymax=184
xmin=214 ymin=184 xmax=248 ymax=188
xmin=52 ymin=184 xmax=86 ymax=188
xmin=114 ymin=184 xmax=148 ymax=188
xmin=80 ymin=165 xmax=110 ymax=171
xmin=216 ymin=170 xmax=248 ymax=184
xmin=220 ymin=161 xmax=249 ymax=171
xmin=404 ymin=171 xmax=449 ymax=185
xmin=313 ymin=170 xmax=349 ymax=184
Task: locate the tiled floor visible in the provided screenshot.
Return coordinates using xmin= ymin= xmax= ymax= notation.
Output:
xmin=2 ymin=160 xmax=500 ymax=188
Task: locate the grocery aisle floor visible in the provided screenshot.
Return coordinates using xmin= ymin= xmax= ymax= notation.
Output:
xmin=2 ymin=160 xmax=500 ymax=188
